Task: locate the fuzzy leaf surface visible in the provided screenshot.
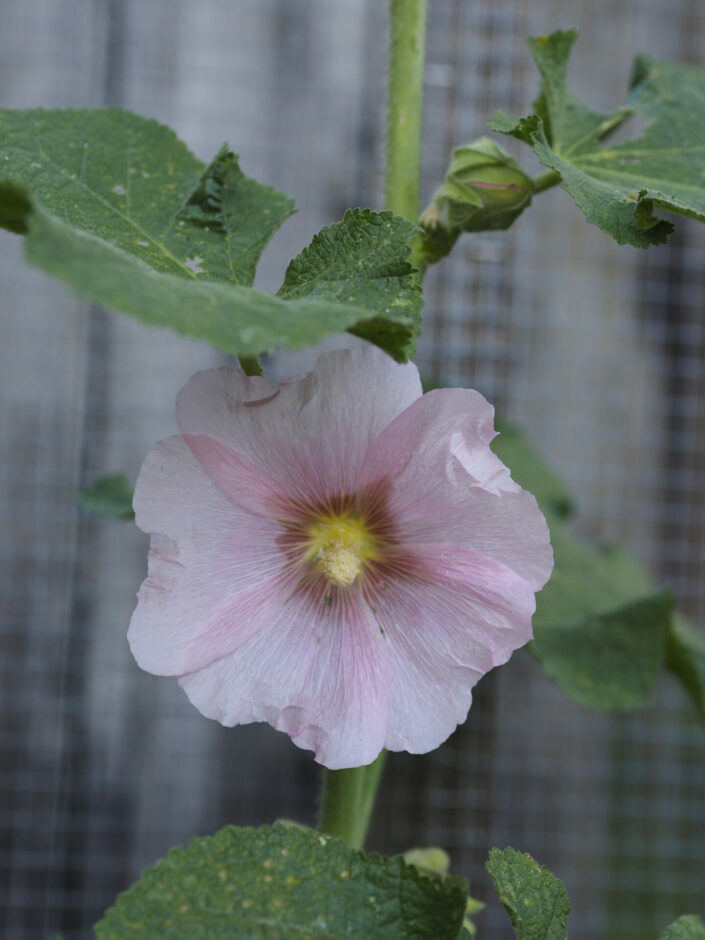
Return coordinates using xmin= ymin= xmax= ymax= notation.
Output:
xmin=486 ymin=848 xmax=570 ymax=940
xmin=278 ymin=209 xmax=422 ymax=358
xmin=490 ymin=30 xmax=705 ymax=247
xmin=94 ymin=823 xmax=469 ymax=939
xmin=0 ymin=108 xmax=420 ymax=359
xmin=659 ymin=915 xmax=705 ymax=939
xmin=0 ymin=109 xmax=293 ymax=286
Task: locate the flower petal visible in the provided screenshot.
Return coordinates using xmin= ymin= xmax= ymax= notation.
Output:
xmin=370 ymin=543 xmax=536 ymax=754
xmin=359 ymin=388 xmax=553 ymax=589
xmin=129 ymin=436 xmax=293 ymax=676
xmin=179 ymin=580 xmax=390 ymax=769
xmin=176 ymin=347 xmax=423 ymax=510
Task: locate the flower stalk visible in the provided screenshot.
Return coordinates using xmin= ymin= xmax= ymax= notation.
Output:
xmin=533 ymin=169 xmax=562 ymax=194
xmin=317 ymin=0 xmax=427 ymax=850
xmin=384 ymin=0 xmax=428 ymax=220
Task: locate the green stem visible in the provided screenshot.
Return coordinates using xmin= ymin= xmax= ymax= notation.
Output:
xmin=317 ymin=752 xmax=388 ymax=851
xmin=384 ymin=0 xmax=427 ymax=219
xmin=533 ymin=169 xmax=562 ymax=194
xmin=355 ymin=751 xmax=387 ymax=842
xmin=317 ymin=765 xmax=368 ymax=850
xmin=318 ymin=1 xmax=426 ymax=851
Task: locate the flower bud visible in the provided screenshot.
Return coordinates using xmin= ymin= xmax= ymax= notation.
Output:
xmin=425 ymin=137 xmax=534 ymax=233
xmin=403 ymin=846 xmax=451 ymax=877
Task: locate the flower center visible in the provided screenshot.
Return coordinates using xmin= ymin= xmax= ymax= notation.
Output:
xmin=306 ymin=515 xmax=377 ymax=588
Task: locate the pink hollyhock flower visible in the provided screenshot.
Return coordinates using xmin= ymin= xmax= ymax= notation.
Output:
xmin=128 ymin=347 xmax=553 ymax=769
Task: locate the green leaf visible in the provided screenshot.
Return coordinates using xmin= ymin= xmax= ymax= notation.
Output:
xmin=0 ymin=108 xmax=420 ymax=360
xmin=486 ymin=847 xmax=570 ymax=940
xmin=665 ymin=614 xmax=705 ymax=726
xmin=278 ymin=208 xmax=422 ymax=359
xmin=94 ymin=823 xmax=469 ymax=939
xmin=0 ymin=179 xmax=31 ymax=234
xmin=0 ymin=109 xmax=291 ymax=287
xmin=492 ymin=421 xmax=703 ymax=719
xmin=78 ymin=473 xmax=135 ymax=521
xmin=490 ymin=31 xmax=705 ymax=247
xmin=490 ymin=422 xmax=672 ymax=709
xmin=659 ymin=915 xmax=705 ymax=939
xmin=177 ymin=144 xmax=296 ymax=288
xmin=532 ymin=526 xmax=673 ymax=710
xmin=491 ymin=420 xmax=574 ymax=520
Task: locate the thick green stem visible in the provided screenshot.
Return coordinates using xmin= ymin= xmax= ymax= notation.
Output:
xmin=385 ymin=0 xmax=427 ymax=219
xmin=355 ymin=751 xmax=387 ymax=841
xmin=318 ymin=2 xmax=426 ymax=851
xmin=533 ymin=169 xmax=562 ymax=194
xmin=317 ymin=765 xmax=368 ymax=850
xmin=317 ymin=752 xmax=387 ymax=850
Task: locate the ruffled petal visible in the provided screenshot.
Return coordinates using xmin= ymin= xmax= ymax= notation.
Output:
xmin=359 ymin=388 xmax=553 ymax=590
xmin=176 ymin=347 xmax=423 ymax=510
xmin=129 ymin=436 xmax=294 ymax=676
xmin=370 ymin=543 xmax=536 ymax=754
xmin=179 ymin=580 xmax=390 ymax=769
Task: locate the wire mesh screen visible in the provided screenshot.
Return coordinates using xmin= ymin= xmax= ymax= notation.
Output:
xmin=1 ymin=2 xmax=704 ymax=938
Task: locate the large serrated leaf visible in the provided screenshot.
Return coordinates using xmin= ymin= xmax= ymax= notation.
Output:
xmin=94 ymin=823 xmax=469 ymax=939
xmin=490 ymin=30 xmax=705 ymax=247
xmin=0 ymin=108 xmax=421 ymax=360
xmin=486 ymin=847 xmax=570 ymax=940
xmin=0 ymin=109 xmax=292 ymax=286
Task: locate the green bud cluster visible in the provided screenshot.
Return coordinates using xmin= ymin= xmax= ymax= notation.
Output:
xmin=422 ymin=136 xmax=534 ymax=234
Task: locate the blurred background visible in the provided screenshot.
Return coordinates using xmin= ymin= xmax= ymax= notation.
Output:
xmin=1 ymin=1 xmax=704 ymax=937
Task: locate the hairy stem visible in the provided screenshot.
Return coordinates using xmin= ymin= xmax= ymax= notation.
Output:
xmin=384 ymin=0 xmax=427 ymax=219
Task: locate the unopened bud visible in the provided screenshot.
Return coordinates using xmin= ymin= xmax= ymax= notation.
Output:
xmin=426 ymin=137 xmax=534 ymax=233
xmin=403 ymin=846 xmax=451 ymax=877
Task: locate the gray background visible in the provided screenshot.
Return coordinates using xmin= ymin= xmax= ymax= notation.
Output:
xmin=1 ymin=1 xmax=704 ymax=937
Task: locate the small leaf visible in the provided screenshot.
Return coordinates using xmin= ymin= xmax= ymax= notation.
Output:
xmin=665 ymin=614 xmax=705 ymax=726
xmin=0 ymin=108 xmax=420 ymax=360
xmin=78 ymin=473 xmax=134 ymax=521
xmin=659 ymin=915 xmax=705 ymax=939
xmin=486 ymin=847 xmax=570 ymax=940
xmin=278 ymin=208 xmax=423 ymax=359
xmin=94 ymin=823 xmax=469 ymax=939
xmin=490 ymin=31 xmax=705 ymax=247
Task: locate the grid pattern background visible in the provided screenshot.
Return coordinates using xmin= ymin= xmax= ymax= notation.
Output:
xmin=1 ymin=2 xmax=704 ymax=938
